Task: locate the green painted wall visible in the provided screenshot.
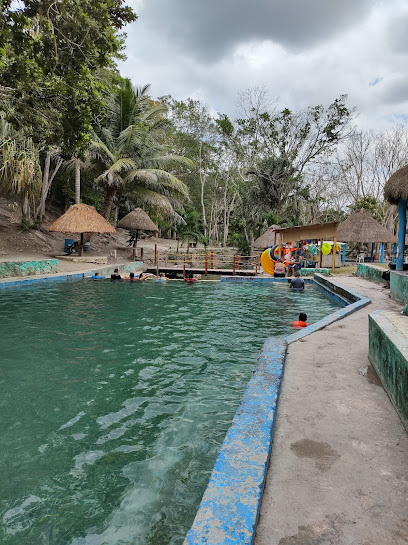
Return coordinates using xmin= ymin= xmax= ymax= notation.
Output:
xmin=0 ymin=259 xmax=59 ymax=278
xmin=390 ymin=271 xmax=408 ymax=304
xmin=369 ymin=312 xmax=408 ymax=432
xmin=357 ymin=263 xmax=387 ymax=285
xmin=300 ymin=268 xmax=330 ymax=276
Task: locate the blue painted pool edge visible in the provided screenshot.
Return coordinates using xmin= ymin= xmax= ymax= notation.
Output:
xmin=185 ymin=274 xmax=371 ymax=545
xmin=184 ymin=338 xmax=287 ymax=545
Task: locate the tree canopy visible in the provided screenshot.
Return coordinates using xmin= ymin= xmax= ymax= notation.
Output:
xmin=0 ymin=0 xmax=137 ymax=152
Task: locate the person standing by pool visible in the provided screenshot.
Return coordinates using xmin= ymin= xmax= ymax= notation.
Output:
xmin=273 ymin=259 xmax=286 ymax=278
xmin=290 ymin=271 xmax=305 ymax=291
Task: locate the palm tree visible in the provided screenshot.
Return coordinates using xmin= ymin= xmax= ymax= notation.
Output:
xmin=0 ymin=118 xmax=42 ymax=220
xmin=90 ymin=80 xmax=193 ymax=220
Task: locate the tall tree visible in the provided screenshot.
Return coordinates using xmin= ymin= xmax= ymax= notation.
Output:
xmin=0 ymin=0 xmax=137 ymax=153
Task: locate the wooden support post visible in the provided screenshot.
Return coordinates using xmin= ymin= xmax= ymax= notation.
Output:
xmin=237 ymin=255 xmax=240 ymax=270
xmin=211 ymin=251 xmax=214 ymax=269
xmin=79 ymin=233 xmax=84 ymax=257
xmin=332 ymin=236 xmax=337 ymax=272
xmin=183 ymin=257 xmax=186 ymax=278
xmin=319 ymin=238 xmax=323 ymax=268
xmin=156 ymin=254 xmax=159 ymax=276
xmin=132 ymin=247 xmax=136 ymax=260
xmin=381 ymin=243 xmax=385 ymax=264
xmin=154 ymin=244 xmax=157 ymax=266
xmin=397 ymin=198 xmax=407 ymax=271
xmin=205 ymin=253 xmax=208 ymax=276
xmin=140 ymin=247 xmax=143 ymax=260
xmin=233 ymin=254 xmax=236 ymax=275
xmin=278 ymin=233 xmax=282 ymax=258
xmin=165 ymin=251 xmax=168 ymax=267
xmin=190 ymin=254 xmax=193 ymax=268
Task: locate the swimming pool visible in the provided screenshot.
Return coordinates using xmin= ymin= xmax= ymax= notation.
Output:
xmin=0 ymin=280 xmax=340 ymax=545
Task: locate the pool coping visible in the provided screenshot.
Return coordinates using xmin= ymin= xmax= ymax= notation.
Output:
xmin=184 ymin=274 xmax=370 ymax=545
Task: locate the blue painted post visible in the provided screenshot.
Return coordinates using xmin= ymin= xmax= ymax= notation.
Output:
xmin=396 ymin=199 xmax=407 ymax=271
xmin=342 ymin=244 xmax=346 ymax=264
xmin=380 ymin=243 xmax=385 ymax=264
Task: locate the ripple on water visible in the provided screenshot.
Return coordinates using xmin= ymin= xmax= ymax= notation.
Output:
xmin=0 ymin=281 xmax=339 ymax=545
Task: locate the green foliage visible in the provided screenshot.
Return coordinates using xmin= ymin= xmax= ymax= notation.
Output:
xmin=228 ymin=233 xmax=251 ymax=255
xmin=0 ymin=1 xmax=137 ymax=152
xmin=349 ymin=196 xmax=381 ymax=221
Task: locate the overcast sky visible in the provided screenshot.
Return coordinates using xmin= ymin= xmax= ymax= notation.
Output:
xmin=118 ymin=0 xmax=408 ymax=129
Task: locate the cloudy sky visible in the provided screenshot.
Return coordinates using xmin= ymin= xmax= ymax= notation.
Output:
xmin=118 ymin=0 xmax=408 ymax=129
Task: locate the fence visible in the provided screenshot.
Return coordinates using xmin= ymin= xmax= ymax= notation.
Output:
xmin=153 ymin=248 xmax=261 ymax=276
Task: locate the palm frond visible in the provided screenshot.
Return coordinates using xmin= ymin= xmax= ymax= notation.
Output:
xmin=126 ymin=168 xmax=189 ymax=198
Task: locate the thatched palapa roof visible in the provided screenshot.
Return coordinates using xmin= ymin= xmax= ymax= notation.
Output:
xmin=49 ymin=203 xmax=115 ymax=234
xmin=117 ymin=208 xmax=158 ymax=233
xmin=384 ymin=164 xmax=408 ymax=205
xmin=337 ymin=209 xmax=396 ymax=243
xmin=253 ymin=225 xmax=281 ymax=248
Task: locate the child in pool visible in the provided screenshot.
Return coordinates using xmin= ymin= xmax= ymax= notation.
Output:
xmin=290 ymin=313 xmax=310 ymax=328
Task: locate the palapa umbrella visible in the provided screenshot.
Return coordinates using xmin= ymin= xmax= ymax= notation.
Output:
xmin=49 ymin=203 xmax=115 ymax=256
xmin=337 ymin=209 xmax=396 ymax=243
xmin=384 ymin=165 xmax=408 ymax=269
xmin=253 ymin=225 xmax=281 ymax=249
xmin=117 ymin=208 xmax=158 ymax=251
xmin=384 ymin=164 xmax=408 ymax=205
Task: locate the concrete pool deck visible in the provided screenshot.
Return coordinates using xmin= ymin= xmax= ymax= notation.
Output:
xmin=255 ymin=275 xmax=408 ymax=545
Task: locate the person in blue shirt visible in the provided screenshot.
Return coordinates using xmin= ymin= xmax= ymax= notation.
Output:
xmin=289 ymin=271 xmax=305 ymax=291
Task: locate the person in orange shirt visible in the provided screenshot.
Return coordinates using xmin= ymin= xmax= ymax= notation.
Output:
xmin=290 ymin=313 xmax=310 ymax=328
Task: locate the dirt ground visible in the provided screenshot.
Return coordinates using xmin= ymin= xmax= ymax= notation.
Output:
xmin=0 ymin=196 xmax=206 ymax=273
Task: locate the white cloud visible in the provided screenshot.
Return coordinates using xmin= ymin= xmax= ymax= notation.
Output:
xmin=118 ymin=0 xmax=408 ymax=129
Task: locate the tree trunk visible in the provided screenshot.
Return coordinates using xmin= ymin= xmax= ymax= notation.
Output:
xmin=74 ymin=159 xmax=81 ymax=204
xmin=36 ymin=152 xmax=62 ymax=219
xmin=37 ymin=151 xmax=51 ymax=219
xmin=100 ymin=185 xmax=117 ymax=219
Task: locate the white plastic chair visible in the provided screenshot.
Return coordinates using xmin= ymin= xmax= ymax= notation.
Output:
xmin=356 ymin=253 xmax=365 ymax=263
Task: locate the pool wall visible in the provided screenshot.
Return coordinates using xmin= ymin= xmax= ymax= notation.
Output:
xmin=0 ymin=262 xmax=144 ymax=289
xmin=185 ymin=275 xmax=370 ymax=545
xmin=369 ymin=310 xmax=408 ymax=432
xmin=0 ymin=259 xmax=58 ymax=278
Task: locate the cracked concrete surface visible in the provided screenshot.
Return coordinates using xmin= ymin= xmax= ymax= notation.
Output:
xmin=255 ymin=275 xmax=408 ymax=545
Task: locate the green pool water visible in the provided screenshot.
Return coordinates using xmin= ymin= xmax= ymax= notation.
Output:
xmin=0 ymin=280 xmax=339 ymax=545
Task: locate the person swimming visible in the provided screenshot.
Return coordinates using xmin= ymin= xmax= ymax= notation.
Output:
xmin=184 ymin=272 xmax=197 ymax=284
xmin=290 ymin=312 xmax=310 ymax=328
xmin=156 ymin=272 xmax=168 ymax=283
xmin=110 ymin=268 xmax=121 ymax=280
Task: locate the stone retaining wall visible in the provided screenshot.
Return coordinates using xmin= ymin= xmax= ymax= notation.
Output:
xmin=356 ymin=263 xmax=387 ymax=285
xmin=0 ymin=259 xmax=58 ymax=278
xmin=369 ymin=310 xmax=408 ymax=432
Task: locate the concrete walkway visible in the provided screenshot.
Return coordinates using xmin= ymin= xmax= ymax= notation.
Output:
xmin=255 ymin=275 xmax=408 ymax=545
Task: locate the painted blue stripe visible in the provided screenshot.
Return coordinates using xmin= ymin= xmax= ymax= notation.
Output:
xmin=184 ymin=338 xmax=287 ymax=545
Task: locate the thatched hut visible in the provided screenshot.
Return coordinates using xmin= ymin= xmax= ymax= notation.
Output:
xmin=253 ymin=225 xmax=281 ymax=249
xmin=384 ymin=165 xmax=408 ymax=205
xmin=337 ymin=210 xmax=396 ymax=243
xmin=384 ymin=165 xmax=408 ymax=270
xmin=49 ymin=203 xmax=115 ymax=255
xmin=117 ymin=208 xmax=158 ymax=250
xmin=337 ymin=209 xmax=396 ymax=263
